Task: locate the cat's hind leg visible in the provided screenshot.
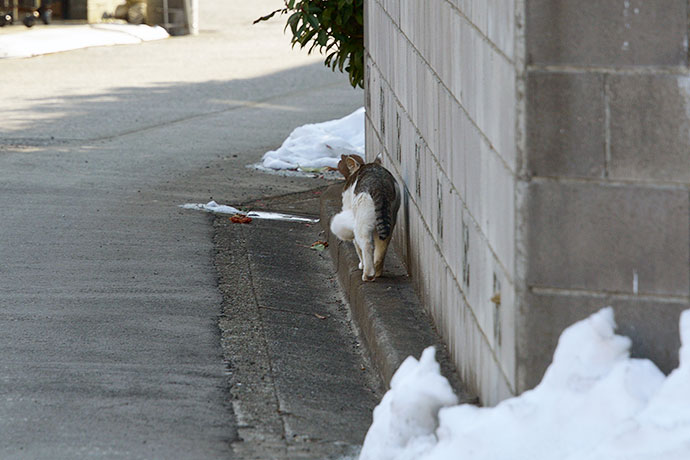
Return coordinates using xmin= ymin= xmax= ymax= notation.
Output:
xmin=353 ymin=193 xmax=376 ymax=281
xmin=353 ymin=239 xmax=364 ymax=270
xmin=355 ymin=229 xmax=375 ymax=281
xmin=373 ymin=234 xmax=392 ymax=278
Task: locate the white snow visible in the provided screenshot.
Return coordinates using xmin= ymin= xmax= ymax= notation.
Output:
xmin=360 ymin=307 xmax=690 ymax=460
xmin=180 ymin=200 xmax=319 ymax=223
xmin=0 ymin=24 xmax=168 ymax=59
xmin=260 ymin=107 xmax=365 ymax=171
xmin=359 ymin=347 xmax=459 ymax=460
xmin=181 ymin=201 xmax=240 ymax=215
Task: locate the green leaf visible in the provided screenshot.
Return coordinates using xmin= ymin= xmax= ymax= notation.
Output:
xmin=305 ymin=13 xmax=320 ymax=29
xmin=317 ymin=29 xmax=327 ymax=46
xmin=257 ymin=0 xmax=364 ymax=88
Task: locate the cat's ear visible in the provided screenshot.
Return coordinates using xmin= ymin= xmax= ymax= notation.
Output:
xmin=345 ymin=155 xmax=362 ymax=175
xmin=350 ymin=154 xmax=365 ymax=165
xmin=373 ymin=152 xmax=383 ymax=165
xmin=337 ymin=156 xmax=351 ymax=179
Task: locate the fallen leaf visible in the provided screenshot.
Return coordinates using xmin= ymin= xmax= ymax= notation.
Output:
xmin=314 ymin=313 xmax=328 ymax=320
xmin=310 ymin=240 xmax=329 ymax=251
xmin=230 ymin=214 xmax=252 ymax=224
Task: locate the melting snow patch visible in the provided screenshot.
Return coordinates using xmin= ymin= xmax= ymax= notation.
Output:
xmin=180 ymin=201 xmax=240 ymax=215
xmin=359 ymin=307 xmax=690 ymax=460
xmin=180 ymin=201 xmax=318 ymax=223
xmin=259 ymin=107 xmax=365 ymax=171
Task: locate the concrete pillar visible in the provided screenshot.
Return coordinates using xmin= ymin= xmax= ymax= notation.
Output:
xmin=518 ymin=0 xmax=690 ymax=391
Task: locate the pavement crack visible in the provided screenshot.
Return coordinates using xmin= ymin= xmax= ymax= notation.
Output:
xmin=257 ymin=304 xmax=326 ymax=318
xmin=243 ymin=229 xmax=290 ymax=447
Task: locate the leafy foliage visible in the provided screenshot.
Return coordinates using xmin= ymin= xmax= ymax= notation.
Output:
xmin=255 ymin=0 xmax=364 ymax=88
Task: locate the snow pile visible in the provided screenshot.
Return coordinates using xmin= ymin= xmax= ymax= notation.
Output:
xmin=577 ymin=309 xmax=690 ymax=460
xmin=359 ymin=347 xmax=459 ymax=460
xmin=360 ymin=307 xmax=690 ymax=460
xmin=260 ymin=107 xmax=365 ymax=171
xmin=0 ymin=24 xmax=168 ymax=59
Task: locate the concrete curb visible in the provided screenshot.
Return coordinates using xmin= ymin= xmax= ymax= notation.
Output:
xmin=320 ymin=184 xmax=474 ymax=401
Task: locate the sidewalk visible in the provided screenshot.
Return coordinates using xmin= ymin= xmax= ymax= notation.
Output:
xmin=0 ymin=0 xmax=370 ymax=457
xmin=213 ymin=188 xmax=381 ymax=459
xmin=0 ymin=0 xmax=466 ymax=458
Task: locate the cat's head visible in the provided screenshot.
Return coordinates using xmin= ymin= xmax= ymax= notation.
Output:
xmin=338 ymin=153 xmax=383 ymax=179
xmin=338 ymin=154 xmax=365 ymax=179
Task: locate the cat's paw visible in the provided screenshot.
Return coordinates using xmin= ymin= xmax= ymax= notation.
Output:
xmin=362 ymin=267 xmax=376 ymax=281
xmin=358 ymin=262 xmax=363 ymax=270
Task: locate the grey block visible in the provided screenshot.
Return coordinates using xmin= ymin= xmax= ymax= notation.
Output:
xmin=526 ymin=181 xmax=689 ymax=296
xmin=609 ymin=74 xmax=690 ymax=183
xmin=526 ymin=72 xmax=606 ymax=178
xmin=526 ymin=0 xmax=688 ymax=66
xmin=518 ymin=292 xmax=689 ymax=391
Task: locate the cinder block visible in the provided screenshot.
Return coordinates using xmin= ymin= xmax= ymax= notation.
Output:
xmin=437 ymin=88 xmax=452 ymax=173
xmin=398 ymin=112 xmax=413 ymax=182
xmin=526 ymin=181 xmax=690 ymax=296
xmin=518 ymin=292 xmax=689 ymax=391
xmin=399 ymin=0 xmax=412 ymax=37
xmin=455 ymin=0 xmax=516 ymax=60
xmin=463 ymin=123 xmax=484 ymax=230
xmin=481 ymin=145 xmax=515 ymax=280
xmin=367 ymin=63 xmax=380 ymax=135
xmin=446 ymin=273 xmax=514 ymax=403
xmin=526 ymin=0 xmax=688 ymax=66
xmin=495 ymin=274 xmax=516 ymax=387
xmin=458 ymin=20 xmax=477 ymax=119
xmin=449 ymin=99 xmax=467 ymax=200
xmin=442 ymin=187 xmax=462 ymax=278
xmin=609 ymin=74 xmax=690 ymax=183
xmin=432 ymin=0 xmax=450 ymax=83
xmin=526 ymin=72 xmax=606 ymax=178
xmin=491 ymin=58 xmax=517 ymax=170
xmin=449 ymin=10 xmax=463 ymax=100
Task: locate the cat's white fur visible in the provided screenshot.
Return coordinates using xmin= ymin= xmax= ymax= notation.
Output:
xmin=330 ymin=208 xmax=354 ymax=241
xmin=330 ymin=177 xmax=379 ymax=281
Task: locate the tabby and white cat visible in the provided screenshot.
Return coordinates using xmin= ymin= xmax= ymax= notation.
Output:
xmin=330 ymin=154 xmax=400 ymax=281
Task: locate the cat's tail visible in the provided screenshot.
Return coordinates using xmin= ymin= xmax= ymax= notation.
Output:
xmin=375 ymin=182 xmax=400 ymax=241
xmin=375 ymin=204 xmax=392 ymax=241
xmin=330 ymin=209 xmax=355 ymax=241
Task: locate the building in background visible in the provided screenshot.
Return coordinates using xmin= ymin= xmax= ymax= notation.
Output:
xmin=365 ymin=0 xmax=690 ymax=405
xmin=17 ymin=0 xmax=196 ymax=34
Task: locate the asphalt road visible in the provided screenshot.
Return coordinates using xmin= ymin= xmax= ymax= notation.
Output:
xmin=0 ymin=1 xmax=365 ymax=458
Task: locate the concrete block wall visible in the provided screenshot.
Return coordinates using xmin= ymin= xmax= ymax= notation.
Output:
xmin=520 ymin=0 xmax=690 ymax=391
xmin=365 ymin=0 xmax=690 ymax=404
xmin=365 ymin=0 xmax=519 ymax=405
